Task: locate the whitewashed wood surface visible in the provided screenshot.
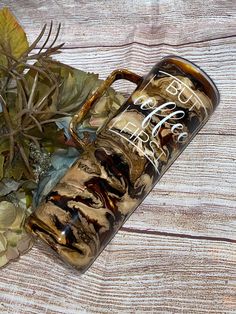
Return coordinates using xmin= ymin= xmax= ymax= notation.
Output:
xmin=0 ymin=1 xmax=236 ymax=313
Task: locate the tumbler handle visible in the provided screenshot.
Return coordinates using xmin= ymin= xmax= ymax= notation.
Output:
xmin=69 ymin=69 xmax=142 ymax=150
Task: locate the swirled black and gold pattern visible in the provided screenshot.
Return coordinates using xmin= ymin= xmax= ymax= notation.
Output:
xmin=26 ymin=56 xmax=219 ymax=272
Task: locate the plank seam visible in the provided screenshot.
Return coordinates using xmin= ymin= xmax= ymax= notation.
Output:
xmin=51 ymin=34 xmax=236 ymax=50
xmin=121 ymin=227 xmax=236 ymax=244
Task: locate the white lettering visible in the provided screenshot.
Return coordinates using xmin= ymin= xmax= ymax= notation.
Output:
xmin=132 ymin=129 xmax=149 ymax=143
xmin=166 ymin=79 xmax=181 ymax=96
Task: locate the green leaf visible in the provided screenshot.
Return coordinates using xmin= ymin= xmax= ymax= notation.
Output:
xmin=54 ymin=61 xmax=123 ymax=115
xmin=56 ymin=63 xmax=100 ymax=113
xmin=25 ymin=60 xmax=111 ymax=116
xmin=0 ymin=154 xmax=4 ymax=180
xmin=41 ymin=124 xmax=67 ymax=151
xmin=4 ymin=139 xmax=31 ymax=181
xmin=0 ymin=233 xmax=7 ymax=253
xmin=0 ymin=7 xmax=29 ymax=70
xmin=5 ymin=155 xmax=24 ymax=180
xmin=0 ymin=201 xmax=17 ymax=229
xmin=0 ymin=138 xmax=10 ymax=154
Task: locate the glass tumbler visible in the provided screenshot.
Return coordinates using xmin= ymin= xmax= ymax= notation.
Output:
xmin=26 ymin=56 xmax=220 ymax=273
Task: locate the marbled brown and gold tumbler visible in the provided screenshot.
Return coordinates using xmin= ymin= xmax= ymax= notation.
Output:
xmin=26 ymin=56 xmax=220 ymax=273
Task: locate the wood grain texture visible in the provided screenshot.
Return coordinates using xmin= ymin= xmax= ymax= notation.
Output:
xmin=3 ymin=0 xmax=236 ymax=47
xmin=1 ymin=236 xmax=236 ymax=314
xmin=0 ymin=0 xmax=236 ymax=313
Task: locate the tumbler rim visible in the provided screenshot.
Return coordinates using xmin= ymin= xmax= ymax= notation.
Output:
xmin=160 ymin=55 xmax=220 ymax=107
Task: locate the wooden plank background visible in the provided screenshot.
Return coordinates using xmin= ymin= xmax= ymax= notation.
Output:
xmin=0 ymin=1 xmax=236 ymax=313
